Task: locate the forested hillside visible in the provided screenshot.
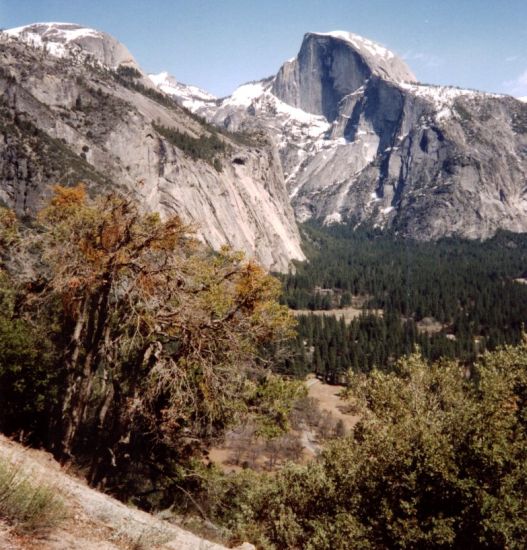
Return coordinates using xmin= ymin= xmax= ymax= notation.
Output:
xmin=278 ymin=223 xmax=527 ymax=379
xmin=203 ymin=345 xmax=527 ymax=549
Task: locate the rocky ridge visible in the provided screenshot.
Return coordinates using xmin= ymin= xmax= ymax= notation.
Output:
xmin=149 ymin=71 xmax=217 ymax=111
xmin=158 ymin=31 xmax=527 ymax=241
xmin=0 ymin=23 xmax=304 ymax=271
xmin=5 ymin=22 xmax=143 ymax=73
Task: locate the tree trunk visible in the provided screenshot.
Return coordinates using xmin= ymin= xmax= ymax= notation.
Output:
xmin=59 ymin=281 xmax=112 ymax=461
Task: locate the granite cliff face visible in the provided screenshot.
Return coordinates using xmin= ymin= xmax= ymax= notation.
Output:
xmin=0 ymin=23 xmax=304 ymax=271
xmin=161 ymin=31 xmax=527 ymax=241
xmin=271 ymin=31 xmax=416 ymax=121
xmin=4 ymin=23 xmax=527 ymax=266
xmin=5 ymin=22 xmax=142 ymax=71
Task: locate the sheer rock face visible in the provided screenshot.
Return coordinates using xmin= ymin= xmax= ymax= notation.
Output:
xmin=0 ymin=25 xmax=304 ymax=271
xmin=163 ymin=31 xmax=527 ymax=241
xmin=271 ymin=32 xmax=416 ymax=121
xmin=4 ymin=23 xmax=527 ymax=271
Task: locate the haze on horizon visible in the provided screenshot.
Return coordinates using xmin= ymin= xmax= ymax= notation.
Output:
xmin=1 ymin=0 xmax=527 ymax=98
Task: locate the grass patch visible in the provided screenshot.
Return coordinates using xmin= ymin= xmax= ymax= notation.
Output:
xmin=0 ymin=459 xmax=66 ymax=535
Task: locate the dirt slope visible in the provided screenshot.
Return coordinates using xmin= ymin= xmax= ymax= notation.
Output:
xmin=0 ymin=435 xmax=254 ymax=550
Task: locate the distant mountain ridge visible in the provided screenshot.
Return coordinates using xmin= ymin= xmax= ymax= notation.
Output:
xmin=155 ymin=31 xmax=527 ymax=241
xmin=148 ymin=71 xmax=217 ymax=111
xmin=5 ymin=22 xmax=142 ymax=71
xmin=3 ymin=22 xmax=527 ymax=267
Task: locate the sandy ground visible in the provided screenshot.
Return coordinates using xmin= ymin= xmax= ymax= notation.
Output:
xmin=291 ymin=306 xmax=382 ymax=324
xmin=305 ymin=377 xmax=359 ymax=432
xmin=208 ymin=377 xmax=360 ymax=471
xmin=0 ymin=435 xmax=253 ymax=550
xmin=415 ymin=316 xmax=444 ymax=334
xmin=207 ymin=448 xmax=243 ymax=474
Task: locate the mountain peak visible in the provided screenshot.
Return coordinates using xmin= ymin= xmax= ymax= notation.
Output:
xmin=300 ymin=31 xmax=416 ymax=84
xmin=270 ymin=30 xmax=415 ymax=120
xmin=4 ymin=22 xmax=140 ymax=70
xmin=148 ymin=71 xmax=216 ymax=111
xmin=5 ymin=22 xmax=103 ymax=50
xmin=6 ymin=21 xmax=100 ymax=37
xmin=308 ymin=31 xmax=396 ymax=61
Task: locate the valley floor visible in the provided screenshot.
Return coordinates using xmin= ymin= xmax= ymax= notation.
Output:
xmin=305 ymin=377 xmax=358 ymax=432
xmin=208 ymin=377 xmax=359 ymax=472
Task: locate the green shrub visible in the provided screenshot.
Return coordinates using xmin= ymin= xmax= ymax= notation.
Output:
xmin=0 ymin=460 xmax=65 ymax=534
xmin=207 ymin=345 xmax=527 ymax=549
xmin=116 ymin=65 xmax=142 ymax=79
xmin=0 ymin=270 xmax=61 ymax=442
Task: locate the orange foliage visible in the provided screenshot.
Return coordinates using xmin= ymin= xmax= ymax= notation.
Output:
xmin=100 ymin=222 xmax=125 ymax=251
xmin=50 ymin=184 xmax=87 ymax=207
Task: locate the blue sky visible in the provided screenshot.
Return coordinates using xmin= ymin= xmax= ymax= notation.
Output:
xmin=2 ymin=0 xmax=527 ymax=97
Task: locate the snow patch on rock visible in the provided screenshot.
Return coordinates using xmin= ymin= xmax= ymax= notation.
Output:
xmin=5 ymin=22 xmax=101 ymax=59
xmin=225 ymin=82 xmax=267 ymax=107
xmin=149 ymin=71 xmax=216 ymax=111
xmin=312 ymin=30 xmax=395 ymax=61
xmin=4 ymin=22 xmax=139 ymax=70
xmin=400 ymin=82 xmax=504 ymax=121
xmin=325 ymin=212 xmax=342 ymax=224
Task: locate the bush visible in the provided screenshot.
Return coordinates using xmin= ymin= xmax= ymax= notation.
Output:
xmin=0 ymin=270 xmax=60 ymax=442
xmin=0 ymin=189 xmax=296 ymax=503
xmin=208 ymin=345 xmax=527 ymax=549
xmin=116 ymin=65 xmax=142 ymax=79
xmin=0 ymin=460 xmax=65 ymax=534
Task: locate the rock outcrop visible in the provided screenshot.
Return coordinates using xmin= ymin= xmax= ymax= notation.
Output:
xmin=0 ymin=24 xmax=304 ymax=271
xmin=4 ymin=23 xmax=527 ymax=261
xmin=0 ymin=434 xmax=254 ymax=549
xmin=5 ymin=22 xmax=142 ymax=71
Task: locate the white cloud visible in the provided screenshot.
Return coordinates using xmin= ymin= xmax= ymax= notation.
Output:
xmin=503 ymin=69 xmax=527 ymax=97
xmin=402 ymin=50 xmax=443 ymax=68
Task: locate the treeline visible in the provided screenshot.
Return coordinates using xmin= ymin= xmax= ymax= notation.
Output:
xmin=112 ymin=63 xmax=262 ymax=152
xmin=112 ymin=65 xmax=231 ymax=171
xmin=283 ymin=312 xmax=500 ymax=382
xmin=153 ymin=122 xmax=226 ymax=170
xmin=278 ymin=223 xmax=527 ymax=377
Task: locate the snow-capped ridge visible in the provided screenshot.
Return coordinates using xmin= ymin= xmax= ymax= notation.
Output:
xmin=399 ymin=82 xmax=505 ymax=122
xmin=400 ymin=82 xmax=504 ymax=101
xmin=3 ymin=22 xmax=140 ymax=70
xmin=310 ymin=31 xmax=395 ymax=61
xmin=224 ymin=82 xmax=269 ymax=107
xmin=148 ymin=71 xmax=216 ymax=111
xmin=219 ymin=79 xmax=330 ymax=131
xmin=5 ymin=21 xmax=102 ymax=41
